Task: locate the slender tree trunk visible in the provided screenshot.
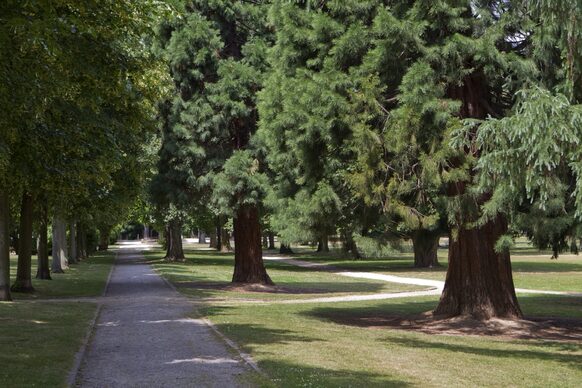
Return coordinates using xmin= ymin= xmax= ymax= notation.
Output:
xmin=209 ymin=229 xmax=218 ymax=250
xmin=435 ymin=72 xmax=522 ymax=319
xmin=12 ymin=193 xmax=35 ymax=292
xmin=232 ymin=205 xmax=273 ymax=284
xmin=268 ymin=233 xmax=275 ymax=250
xmin=280 ymin=243 xmax=294 ymax=254
xmin=198 ymin=230 xmax=206 ymax=244
xmin=220 ymin=227 xmax=232 ymax=252
xmin=51 ymin=215 xmax=68 ymax=273
xmin=412 ymin=229 xmax=440 ymax=268
xmin=262 ymin=235 xmax=268 ymax=249
xmin=69 ymin=221 xmax=78 ymax=264
xmin=36 ymin=203 xmax=51 ymax=280
xmin=165 ymin=219 xmax=185 ymax=262
xmin=75 ymin=223 xmax=85 ymax=261
xmin=317 ymin=235 xmax=329 ymax=252
xmin=0 ymin=190 xmax=12 ymax=301
xmin=98 ymin=226 xmax=110 ymax=251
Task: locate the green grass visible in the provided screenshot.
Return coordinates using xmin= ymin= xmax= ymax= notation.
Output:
xmin=201 ymin=296 xmax=582 ymax=387
xmin=293 ymin=248 xmax=582 ymax=293
xmin=1 ymin=249 xmax=116 ymax=386
xmin=9 ymin=250 xmax=115 ymax=299
xmin=146 ymin=247 xmax=424 ymax=301
xmin=0 ymin=302 xmax=97 ymax=387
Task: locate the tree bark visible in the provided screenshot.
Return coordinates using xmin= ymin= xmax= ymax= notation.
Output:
xmin=165 ymin=219 xmax=185 ymax=262
xmin=209 ymin=229 xmax=218 ymax=249
xmin=268 ymin=233 xmax=275 ymax=250
xmin=75 ymin=223 xmax=86 ymax=261
xmin=12 ymin=193 xmax=35 ymax=292
xmin=435 ymin=71 xmax=522 ymax=319
xmin=412 ymin=229 xmax=440 ymax=268
xmin=280 ymin=243 xmax=294 ymax=254
xmin=0 ymin=189 xmax=12 ymax=301
xmin=220 ymin=227 xmax=232 ymax=252
xmin=51 ymin=215 xmax=68 ymax=273
xmin=317 ymin=235 xmax=329 ymax=252
xmin=198 ymin=230 xmax=206 ymax=244
xmin=68 ymin=222 xmax=78 ymax=264
xmin=98 ymin=226 xmax=110 ymax=251
xmin=36 ymin=203 xmax=51 ymax=280
xmin=341 ymin=230 xmax=361 ymax=259
xmin=232 ymin=205 xmax=273 ymax=284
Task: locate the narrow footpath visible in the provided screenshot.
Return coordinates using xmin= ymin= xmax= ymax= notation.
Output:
xmin=76 ymin=245 xmax=252 ymax=387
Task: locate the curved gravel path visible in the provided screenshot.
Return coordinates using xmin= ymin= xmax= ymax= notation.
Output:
xmin=75 ymin=245 xmax=254 ymax=388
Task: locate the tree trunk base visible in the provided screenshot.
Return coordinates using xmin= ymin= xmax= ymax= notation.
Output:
xmin=280 ymin=244 xmax=294 ymax=254
xmin=36 ymin=270 xmax=52 ymax=280
xmin=0 ymin=285 xmax=11 ymax=301
xmin=51 ymin=268 xmax=65 ymax=274
xmin=10 ymin=280 xmax=34 ymax=293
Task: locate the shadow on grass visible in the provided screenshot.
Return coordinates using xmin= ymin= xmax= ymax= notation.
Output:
xmin=258 ymin=360 xmax=411 ymax=387
xmin=385 ymin=336 xmax=582 ymax=371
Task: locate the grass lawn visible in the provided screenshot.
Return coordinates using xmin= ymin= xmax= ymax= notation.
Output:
xmin=146 ymin=247 xmax=424 ymax=302
xmin=9 ymin=250 xmax=116 ymax=299
xmin=201 ymin=296 xmax=582 ymax=387
xmin=1 ymin=249 xmax=116 ymax=386
xmin=293 ymin=247 xmax=582 ymax=293
xmin=0 ymin=302 xmax=96 ymax=387
xmin=151 ymin=244 xmax=582 ymax=387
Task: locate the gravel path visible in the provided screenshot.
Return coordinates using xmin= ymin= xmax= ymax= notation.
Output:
xmin=76 ymin=246 xmax=253 ymax=388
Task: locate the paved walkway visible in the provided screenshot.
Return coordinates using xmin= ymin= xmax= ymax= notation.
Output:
xmin=76 ymin=246 xmax=252 ymax=388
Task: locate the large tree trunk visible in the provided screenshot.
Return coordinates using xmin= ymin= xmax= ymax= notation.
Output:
xmin=36 ymin=203 xmax=51 ymax=280
xmin=317 ymin=235 xmax=329 ymax=252
xmin=68 ymin=221 xmax=78 ymax=265
xmin=412 ymin=229 xmax=440 ymax=268
xmin=434 ymin=215 xmax=521 ymax=319
xmin=98 ymin=226 xmax=110 ymax=251
xmin=165 ymin=219 xmax=185 ymax=262
xmin=0 ymin=189 xmax=12 ymax=301
xmin=51 ymin=215 xmax=68 ymax=273
xmin=341 ymin=230 xmax=361 ymax=259
xmin=435 ymin=71 xmax=522 ymax=319
xmin=209 ymin=228 xmax=218 ymax=249
xmin=232 ymin=205 xmax=273 ymax=284
xmin=12 ymin=193 xmax=35 ymax=292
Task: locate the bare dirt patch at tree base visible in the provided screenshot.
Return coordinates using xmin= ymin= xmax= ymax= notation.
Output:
xmin=181 ymin=281 xmax=334 ymax=295
xmin=325 ymin=311 xmax=582 ymax=343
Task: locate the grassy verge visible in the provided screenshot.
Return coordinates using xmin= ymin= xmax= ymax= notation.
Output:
xmin=1 ymin=249 xmax=116 ymax=386
xmin=146 ymin=247 xmax=424 ymax=301
xmin=10 ymin=250 xmax=116 ymax=299
xmin=201 ymin=296 xmax=582 ymax=387
xmin=0 ymin=302 xmax=97 ymax=387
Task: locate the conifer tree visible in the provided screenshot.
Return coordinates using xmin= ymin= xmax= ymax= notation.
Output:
xmin=156 ymin=0 xmax=273 ymax=283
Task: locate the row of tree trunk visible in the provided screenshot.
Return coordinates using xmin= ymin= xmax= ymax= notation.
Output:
xmin=0 ymin=192 xmax=95 ymax=301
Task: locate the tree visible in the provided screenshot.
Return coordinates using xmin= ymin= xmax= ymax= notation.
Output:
xmin=155 ymin=0 xmax=273 ymax=283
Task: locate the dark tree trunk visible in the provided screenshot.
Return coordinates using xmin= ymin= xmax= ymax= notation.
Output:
xmin=262 ymin=235 xmax=268 ymax=248
xmin=412 ymin=229 xmax=440 ymax=268
xmin=341 ymin=230 xmax=361 ymax=259
xmin=280 ymin=243 xmax=294 ymax=254
xmin=68 ymin=222 xmax=78 ymax=264
xmin=12 ymin=193 xmax=35 ymax=292
xmin=268 ymin=233 xmax=275 ymax=250
xmin=0 ymin=190 xmax=12 ymax=301
xmin=435 ymin=71 xmax=522 ymax=319
xmin=220 ymin=227 xmax=232 ymax=252
xmin=76 ymin=223 xmax=86 ymax=261
xmin=98 ymin=226 xmax=110 ymax=251
xmin=36 ymin=203 xmax=51 ymax=280
xmin=165 ymin=219 xmax=185 ymax=262
xmin=317 ymin=235 xmax=329 ymax=252
xmin=198 ymin=230 xmax=206 ymax=244
xmin=209 ymin=228 xmax=218 ymax=249
xmin=51 ymin=215 xmax=68 ymax=273
xmin=232 ymin=205 xmax=273 ymax=284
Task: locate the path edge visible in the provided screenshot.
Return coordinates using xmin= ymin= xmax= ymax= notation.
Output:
xmin=66 ymin=250 xmax=116 ymax=387
xmin=156 ymin=266 xmax=267 ymax=378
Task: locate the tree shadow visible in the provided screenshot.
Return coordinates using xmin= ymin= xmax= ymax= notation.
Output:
xmin=384 ymin=336 xmax=582 ymax=371
xmin=258 ymin=360 xmax=411 ymax=387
